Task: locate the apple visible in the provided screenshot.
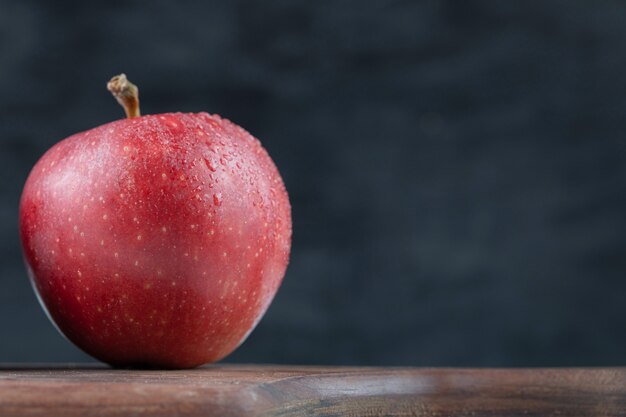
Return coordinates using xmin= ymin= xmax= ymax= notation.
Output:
xmin=19 ymin=74 xmax=291 ymax=368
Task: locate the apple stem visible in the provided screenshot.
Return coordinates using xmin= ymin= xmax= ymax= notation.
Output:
xmin=107 ymin=74 xmax=141 ymax=118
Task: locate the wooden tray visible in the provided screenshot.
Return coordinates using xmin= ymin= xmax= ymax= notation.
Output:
xmin=1 ymin=365 xmax=624 ymax=416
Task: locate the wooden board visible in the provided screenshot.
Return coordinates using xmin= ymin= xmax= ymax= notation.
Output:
xmin=0 ymin=365 xmax=625 ymax=416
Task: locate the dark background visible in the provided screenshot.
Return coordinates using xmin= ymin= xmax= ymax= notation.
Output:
xmin=1 ymin=0 xmax=626 ymax=366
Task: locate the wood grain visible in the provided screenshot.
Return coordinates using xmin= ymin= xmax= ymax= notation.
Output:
xmin=0 ymin=365 xmax=624 ymax=416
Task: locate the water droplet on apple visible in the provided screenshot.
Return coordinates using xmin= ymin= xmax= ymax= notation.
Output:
xmin=213 ymin=193 xmax=222 ymax=206
xmin=204 ymin=158 xmax=216 ymax=172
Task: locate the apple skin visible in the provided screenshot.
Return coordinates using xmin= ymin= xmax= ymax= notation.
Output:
xmin=19 ymin=112 xmax=291 ymax=368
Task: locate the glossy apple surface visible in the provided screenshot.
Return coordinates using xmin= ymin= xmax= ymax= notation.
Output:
xmin=19 ymin=112 xmax=291 ymax=368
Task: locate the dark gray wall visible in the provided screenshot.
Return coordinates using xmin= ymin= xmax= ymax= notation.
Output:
xmin=1 ymin=0 xmax=626 ymax=366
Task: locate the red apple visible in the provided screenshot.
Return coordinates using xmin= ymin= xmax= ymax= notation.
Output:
xmin=19 ymin=75 xmax=291 ymax=368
